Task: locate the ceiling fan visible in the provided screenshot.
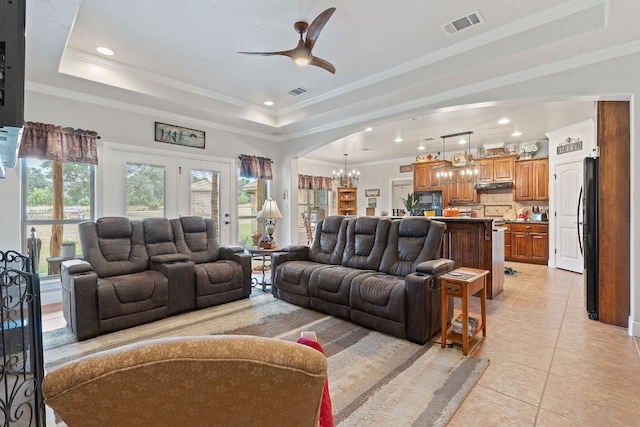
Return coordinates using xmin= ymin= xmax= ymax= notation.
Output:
xmin=238 ymin=7 xmax=337 ymax=74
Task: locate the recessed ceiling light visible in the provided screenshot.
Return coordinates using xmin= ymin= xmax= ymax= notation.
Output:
xmin=364 ymin=127 xmax=373 ymax=132
xmin=498 ymin=118 xmax=510 ymax=125
xmin=418 ymin=145 xmax=426 ymax=150
xmin=512 ymin=131 xmax=522 ymax=137
xmin=394 ymin=137 xmax=403 ymax=143
xmin=96 ymin=47 xmax=114 ymax=56
xmin=458 ymin=137 xmax=467 ymax=145
xmin=263 ymin=101 xmax=274 ymax=106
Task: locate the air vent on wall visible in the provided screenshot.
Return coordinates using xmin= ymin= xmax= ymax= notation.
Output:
xmin=442 ymin=10 xmax=484 ymax=36
xmin=288 ymin=87 xmax=309 ymax=96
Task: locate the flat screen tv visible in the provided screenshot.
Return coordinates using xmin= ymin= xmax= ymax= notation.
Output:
xmin=0 ymin=0 xmax=26 ymax=128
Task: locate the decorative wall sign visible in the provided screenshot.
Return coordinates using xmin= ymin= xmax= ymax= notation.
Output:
xmin=154 ymin=122 xmax=205 ymax=149
xmin=365 ymin=189 xmax=380 ymax=197
xmin=399 ymin=165 xmax=413 ymax=173
xmin=557 ymin=137 xmax=583 ymax=155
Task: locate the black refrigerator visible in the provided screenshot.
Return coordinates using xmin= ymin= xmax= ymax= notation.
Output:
xmin=581 ymin=157 xmax=598 ymax=320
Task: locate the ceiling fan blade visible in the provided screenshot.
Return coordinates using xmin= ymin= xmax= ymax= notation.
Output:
xmin=237 ymin=49 xmax=294 ymax=59
xmin=305 ymin=7 xmax=336 ymax=51
xmin=309 ymin=56 xmax=336 ymax=74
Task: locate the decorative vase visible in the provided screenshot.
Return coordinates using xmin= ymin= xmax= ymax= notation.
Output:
xmin=61 ymin=243 xmax=76 ymax=259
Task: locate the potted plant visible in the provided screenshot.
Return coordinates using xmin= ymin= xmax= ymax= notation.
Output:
xmin=61 ymin=240 xmax=76 ymax=259
xmin=400 ymin=193 xmax=416 ymax=216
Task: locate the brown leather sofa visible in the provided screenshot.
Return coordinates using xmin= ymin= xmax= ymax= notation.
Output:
xmin=61 ymin=216 xmax=251 ymax=340
xmin=271 ymin=216 xmax=454 ymax=344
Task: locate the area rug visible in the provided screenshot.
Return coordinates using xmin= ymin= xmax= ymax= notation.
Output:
xmin=44 ymin=293 xmax=489 ymax=427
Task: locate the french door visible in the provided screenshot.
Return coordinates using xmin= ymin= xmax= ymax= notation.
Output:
xmin=179 ymin=158 xmax=232 ymax=245
xmin=100 ymin=143 xmax=233 ymax=245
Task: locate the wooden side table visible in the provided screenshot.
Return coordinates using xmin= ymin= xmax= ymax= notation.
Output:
xmin=440 ymin=267 xmax=489 ymax=355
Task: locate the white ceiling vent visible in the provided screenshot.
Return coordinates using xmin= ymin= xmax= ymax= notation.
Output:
xmin=288 ymin=87 xmax=309 ymax=96
xmin=442 ymin=10 xmax=484 ymax=36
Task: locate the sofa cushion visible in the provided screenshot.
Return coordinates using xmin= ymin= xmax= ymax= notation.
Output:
xmin=80 ymin=218 xmax=149 ymax=277
xmin=309 ymin=265 xmax=373 ymax=318
xmin=379 ymin=218 xmax=446 ymax=277
xmin=143 ymin=218 xmax=180 ymax=257
xmin=97 ymin=270 xmax=168 ymax=320
xmin=349 ymin=273 xmax=406 ymax=338
xmin=171 ymin=217 xmax=220 ymax=263
xmin=308 ymin=216 xmax=347 ymax=265
xmin=274 ymin=260 xmax=331 ymax=303
xmin=342 ymin=217 xmax=390 ymax=270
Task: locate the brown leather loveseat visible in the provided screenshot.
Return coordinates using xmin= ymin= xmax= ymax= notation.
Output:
xmin=61 ymin=216 xmax=251 ymax=340
xmin=271 ymin=216 xmax=454 ymax=344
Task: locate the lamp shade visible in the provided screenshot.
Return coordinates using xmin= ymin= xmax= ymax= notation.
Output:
xmin=256 ymin=199 xmax=283 ymax=219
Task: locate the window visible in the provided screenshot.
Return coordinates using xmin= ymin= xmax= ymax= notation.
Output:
xmin=238 ymin=173 xmax=266 ymax=247
xmin=22 ymin=158 xmax=95 ymax=276
xmin=125 ymin=163 xmax=165 ymax=219
xmin=297 ymin=189 xmax=329 ymax=245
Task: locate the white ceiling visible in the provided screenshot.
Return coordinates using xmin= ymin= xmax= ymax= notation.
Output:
xmin=25 ymin=0 xmax=637 ymax=165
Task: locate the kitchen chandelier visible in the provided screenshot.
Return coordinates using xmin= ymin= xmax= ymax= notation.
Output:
xmin=434 ymin=131 xmax=479 ymax=184
xmin=332 ymin=153 xmax=360 ymax=187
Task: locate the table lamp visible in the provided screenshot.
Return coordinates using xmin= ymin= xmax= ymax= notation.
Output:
xmin=256 ymin=198 xmax=283 ymax=248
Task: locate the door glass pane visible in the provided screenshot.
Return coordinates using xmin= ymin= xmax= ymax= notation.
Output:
xmin=126 ymin=163 xmax=165 ymax=219
xmin=297 ymin=189 xmax=329 ymax=245
xmin=238 ymin=176 xmax=264 ymax=247
xmin=190 ymin=168 xmax=220 ymax=236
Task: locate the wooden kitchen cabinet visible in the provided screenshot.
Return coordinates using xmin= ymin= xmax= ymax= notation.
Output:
xmin=503 ymin=223 xmax=512 ymax=261
xmin=515 ymin=158 xmax=549 ymax=201
xmin=474 ymin=155 xmax=515 ymax=182
xmin=413 ymin=161 xmax=449 ymax=191
xmin=337 ymin=187 xmax=357 ymax=216
xmin=510 ymin=223 xmax=548 ymax=264
xmin=448 ymin=180 xmax=476 ymax=203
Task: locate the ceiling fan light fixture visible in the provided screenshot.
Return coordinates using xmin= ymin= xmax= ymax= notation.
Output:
xmin=293 ymin=54 xmax=311 ymax=65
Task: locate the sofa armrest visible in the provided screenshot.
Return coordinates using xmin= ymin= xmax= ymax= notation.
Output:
xmin=404 ymin=269 xmax=454 ymax=345
xmin=150 ymin=253 xmax=191 ymax=265
xmin=219 ymin=249 xmax=252 ymax=297
xmin=415 ymin=258 xmax=455 ymax=276
xmin=61 ymin=260 xmax=100 ymax=341
xmin=149 ymin=258 xmax=196 ymax=315
xmin=221 ymin=245 xmax=245 ymax=253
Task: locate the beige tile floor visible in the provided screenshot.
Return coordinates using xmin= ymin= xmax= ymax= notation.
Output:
xmin=447 ymin=262 xmax=640 ymax=427
xmin=42 ymin=262 xmax=640 ymax=426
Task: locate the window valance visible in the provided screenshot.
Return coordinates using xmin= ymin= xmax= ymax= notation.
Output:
xmin=298 ymin=174 xmax=332 ymax=190
xmin=18 ymin=121 xmax=99 ymax=164
xmin=238 ymin=154 xmax=273 ymax=180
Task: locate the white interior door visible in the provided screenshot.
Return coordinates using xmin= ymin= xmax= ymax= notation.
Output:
xmin=555 ymin=161 xmax=583 ymax=272
xmin=392 ymin=179 xmax=413 ymax=214
xmin=179 ymin=158 xmax=232 ymax=245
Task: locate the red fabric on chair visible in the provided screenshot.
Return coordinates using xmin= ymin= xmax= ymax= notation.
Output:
xmin=297 ymin=337 xmax=334 ymax=427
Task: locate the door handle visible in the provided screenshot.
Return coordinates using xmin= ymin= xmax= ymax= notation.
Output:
xmin=577 ymin=186 xmax=583 ymax=256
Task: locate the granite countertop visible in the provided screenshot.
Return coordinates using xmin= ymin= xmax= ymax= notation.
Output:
xmin=495 ymin=220 xmax=549 ymax=225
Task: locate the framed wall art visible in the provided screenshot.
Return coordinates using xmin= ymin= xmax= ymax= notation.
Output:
xmin=365 ymin=189 xmax=380 ymax=197
xmin=154 ymin=122 xmax=205 ymax=149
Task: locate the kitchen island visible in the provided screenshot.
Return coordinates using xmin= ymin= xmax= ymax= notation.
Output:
xmin=431 ymin=217 xmax=504 ymax=299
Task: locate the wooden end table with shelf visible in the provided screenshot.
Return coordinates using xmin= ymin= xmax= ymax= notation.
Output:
xmin=440 ymin=267 xmax=489 ymax=355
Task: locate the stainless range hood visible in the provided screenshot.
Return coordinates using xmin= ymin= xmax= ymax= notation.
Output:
xmin=474 ymin=181 xmax=513 ymax=190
